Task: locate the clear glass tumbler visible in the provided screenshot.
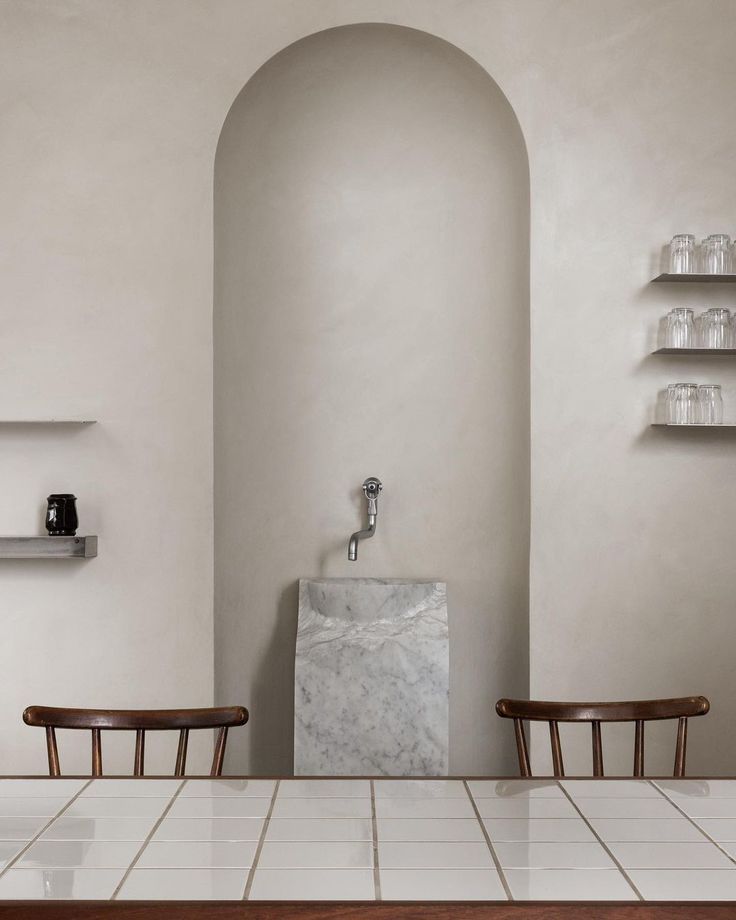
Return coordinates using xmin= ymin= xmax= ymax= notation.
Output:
xmin=702 ymin=234 xmax=732 ymax=274
xmin=697 ymin=384 xmax=724 ymax=425
xmin=666 ymin=383 xmax=679 ymax=423
xmin=701 ymin=307 xmax=732 ymax=348
xmin=669 ymin=234 xmax=695 ymax=273
xmin=665 ymin=308 xmax=694 ymax=348
xmin=674 ymin=383 xmax=699 ymax=424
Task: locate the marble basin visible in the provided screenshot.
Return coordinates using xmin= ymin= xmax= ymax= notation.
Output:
xmin=294 ymin=578 xmax=449 ymax=776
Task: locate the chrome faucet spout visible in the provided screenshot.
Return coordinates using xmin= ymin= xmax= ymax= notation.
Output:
xmin=348 ymin=478 xmax=382 ymax=561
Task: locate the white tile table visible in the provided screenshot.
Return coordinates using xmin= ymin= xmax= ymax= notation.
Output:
xmin=0 ymin=777 xmax=736 ymax=918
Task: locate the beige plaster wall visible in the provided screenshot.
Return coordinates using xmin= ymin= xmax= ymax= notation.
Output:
xmin=2 ymin=0 xmax=735 ymax=774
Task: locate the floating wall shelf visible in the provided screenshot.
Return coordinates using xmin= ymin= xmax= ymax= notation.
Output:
xmin=651 ymin=424 xmax=736 ymax=429
xmin=652 ymin=273 xmax=736 ymax=283
xmin=0 ymin=536 xmax=98 ymax=558
xmin=652 ymin=348 xmax=736 ymax=356
xmin=0 ymin=419 xmax=96 ymax=425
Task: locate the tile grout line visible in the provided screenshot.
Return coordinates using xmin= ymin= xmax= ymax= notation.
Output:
xmin=0 ymin=778 xmax=94 ymax=879
xmin=110 ymin=779 xmax=186 ymax=899
xmin=242 ymin=779 xmax=280 ymax=900
xmin=370 ymin=779 xmax=381 ymax=901
xmin=463 ymin=780 xmax=513 ymax=901
xmin=649 ymin=780 xmax=736 ymax=867
xmin=556 ymin=781 xmax=643 ymax=900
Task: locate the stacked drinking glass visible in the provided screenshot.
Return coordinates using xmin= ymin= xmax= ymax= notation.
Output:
xmin=669 ymin=234 xmax=734 ymax=274
xmin=664 ymin=307 xmax=734 ymax=349
xmin=666 ymin=383 xmax=723 ymax=425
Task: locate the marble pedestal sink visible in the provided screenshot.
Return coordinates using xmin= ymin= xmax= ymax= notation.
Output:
xmin=294 ymin=578 xmax=448 ymax=776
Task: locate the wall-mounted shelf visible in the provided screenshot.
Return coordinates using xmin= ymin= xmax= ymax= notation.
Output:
xmin=652 ymin=348 xmax=736 ymax=356
xmin=651 ymin=424 xmax=736 ymax=429
xmin=652 ymin=273 xmax=736 ymax=283
xmin=0 ymin=536 xmax=98 ymax=558
xmin=0 ymin=419 xmax=96 ymax=425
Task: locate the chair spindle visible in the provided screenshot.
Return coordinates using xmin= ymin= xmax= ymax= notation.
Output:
xmin=592 ymin=720 xmax=603 ymax=776
xmin=134 ymin=729 xmax=145 ymax=776
xmin=633 ymin=720 xmax=645 ymax=777
xmin=514 ymin=719 xmax=531 ymax=777
xmin=211 ymin=727 xmax=229 ymax=776
xmin=91 ymin=728 xmax=103 ymax=776
xmin=46 ymin=726 xmax=60 ymax=777
xmin=175 ymin=729 xmax=189 ymax=776
xmin=549 ymin=720 xmax=564 ymax=776
xmin=674 ymin=716 xmax=688 ymax=777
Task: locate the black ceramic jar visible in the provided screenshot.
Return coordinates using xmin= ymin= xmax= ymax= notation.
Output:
xmin=45 ymin=494 xmax=78 ymax=536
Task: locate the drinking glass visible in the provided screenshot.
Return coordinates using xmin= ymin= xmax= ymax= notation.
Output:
xmin=701 ymin=307 xmax=732 ymax=348
xmin=665 ymin=308 xmax=694 ymax=348
xmin=673 ymin=383 xmax=699 ymax=424
xmin=697 ymin=384 xmax=724 ymax=425
xmin=669 ymin=234 xmax=695 ymax=273
xmin=666 ymin=383 xmax=679 ymax=423
xmin=702 ymin=234 xmax=732 ymax=274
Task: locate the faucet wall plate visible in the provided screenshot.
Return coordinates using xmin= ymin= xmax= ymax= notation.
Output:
xmin=348 ymin=477 xmax=383 ymax=560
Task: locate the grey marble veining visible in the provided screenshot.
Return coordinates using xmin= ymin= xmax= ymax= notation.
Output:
xmin=294 ymin=578 xmax=449 ymax=776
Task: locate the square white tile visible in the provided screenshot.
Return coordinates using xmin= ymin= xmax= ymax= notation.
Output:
xmin=373 ymin=780 xmax=466 ymax=799
xmin=0 ymin=841 xmax=26 ymax=868
xmin=375 ymin=798 xmax=474 ymax=820
xmin=167 ymin=797 xmax=271 ymax=819
xmin=41 ymin=816 xmax=156 ymax=841
xmin=153 ymin=818 xmax=264 ymax=841
xmin=379 ymin=841 xmax=493 ymax=869
xmin=266 ymin=819 xmax=372 ymax=841
xmin=483 ymin=818 xmax=596 ymax=842
xmin=82 ymin=780 xmax=181 ymax=798
xmin=656 ymin=780 xmax=736 ymax=799
xmin=505 ymin=868 xmax=635 ymax=900
xmin=608 ymin=841 xmax=734 ymax=869
xmin=695 ymin=819 xmax=736 ymax=841
xmin=17 ymin=840 xmax=140 ymax=868
xmin=494 ymin=841 xmax=614 ymax=869
xmin=468 ymin=780 xmax=563 ymax=799
xmin=136 ymin=840 xmax=257 ymax=868
xmin=180 ymin=779 xmax=276 ymax=797
xmin=0 ymin=780 xmax=85 ymax=798
xmin=377 ymin=819 xmax=484 ymax=842
xmin=629 ymin=868 xmax=736 ymax=900
xmin=0 ymin=797 xmax=70 ymax=817
xmin=573 ymin=798 xmax=681 ymax=819
xmin=0 ymin=868 xmax=125 ymax=900
xmin=379 ymin=868 xmax=506 ymax=900
xmin=258 ymin=841 xmax=373 ymax=869
xmin=590 ymin=818 xmax=705 ymax=842
xmin=249 ymin=868 xmax=374 ymax=900
xmin=271 ymin=798 xmax=370 ymax=820
xmin=562 ymin=781 xmax=658 ymax=798
xmin=474 ymin=798 xmax=578 ymax=819
xmin=65 ymin=798 xmax=170 ymax=819
xmin=278 ymin=780 xmax=370 ymax=798
xmin=676 ymin=799 xmax=736 ymax=818
xmin=118 ymin=868 xmax=247 ymax=900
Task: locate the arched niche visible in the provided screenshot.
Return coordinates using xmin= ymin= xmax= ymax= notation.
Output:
xmin=214 ymin=23 xmax=530 ymax=773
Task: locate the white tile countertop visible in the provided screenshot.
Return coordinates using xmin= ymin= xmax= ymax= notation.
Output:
xmin=0 ymin=777 xmax=736 ymax=902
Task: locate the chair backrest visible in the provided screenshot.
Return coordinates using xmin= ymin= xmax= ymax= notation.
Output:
xmin=23 ymin=706 xmax=248 ymax=777
xmin=496 ymin=696 xmax=710 ymax=777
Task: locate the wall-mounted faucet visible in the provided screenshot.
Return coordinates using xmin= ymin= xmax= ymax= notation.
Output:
xmin=348 ymin=477 xmax=382 ymax=561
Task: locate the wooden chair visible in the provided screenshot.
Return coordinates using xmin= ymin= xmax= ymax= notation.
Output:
xmin=23 ymin=706 xmax=248 ymax=777
xmin=496 ymin=696 xmax=710 ymax=777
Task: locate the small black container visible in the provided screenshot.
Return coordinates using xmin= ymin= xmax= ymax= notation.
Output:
xmin=46 ymin=494 xmax=78 ymax=536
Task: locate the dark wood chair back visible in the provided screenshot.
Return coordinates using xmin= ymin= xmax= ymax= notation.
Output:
xmin=496 ymin=696 xmax=710 ymax=777
xmin=23 ymin=706 xmax=248 ymax=777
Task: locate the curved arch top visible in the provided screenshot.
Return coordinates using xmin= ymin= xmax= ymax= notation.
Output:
xmin=213 ymin=22 xmax=530 ymax=775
